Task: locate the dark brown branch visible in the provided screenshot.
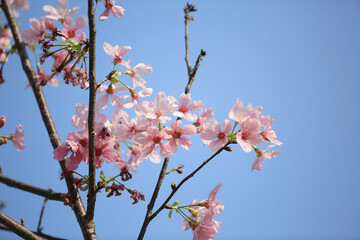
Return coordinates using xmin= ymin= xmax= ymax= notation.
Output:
xmin=37 ymin=197 xmax=48 ymax=233
xmin=0 ymin=224 xmax=67 ymax=240
xmin=96 ymin=69 xmax=116 ymax=90
xmin=0 ymin=174 xmax=64 ymax=201
xmin=0 ymin=211 xmax=42 ymax=240
xmin=85 ymin=0 xmax=97 ymax=225
xmin=166 ymin=164 xmax=184 ymax=175
xmin=1 ymin=1 xmax=96 ymax=239
xmin=150 ymin=143 xmax=231 ymax=220
xmin=137 ymin=3 xmax=204 ymax=240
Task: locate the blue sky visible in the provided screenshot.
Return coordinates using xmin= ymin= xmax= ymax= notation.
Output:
xmin=1 ymin=0 xmax=360 ymax=239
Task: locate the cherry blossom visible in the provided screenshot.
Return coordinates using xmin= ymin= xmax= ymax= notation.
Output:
xmin=22 ymin=17 xmax=53 ymax=45
xmin=96 ymin=83 xmax=127 ymax=110
xmin=182 ymin=184 xmax=223 ymax=240
xmin=122 ymin=87 xmax=153 ymax=109
xmin=10 ymin=0 xmax=30 ymax=17
xmin=42 ymin=0 xmax=79 ymax=22
xmin=53 ymin=140 xmax=83 ymax=170
xmin=123 ymin=60 xmax=153 ymax=89
xmin=228 ymin=98 xmax=251 ymax=124
xmin=236 ymin=117 xmax=263 ymax=152
xmin=61 ymin=15 xmax=87 ymax=42
xmin=99 ymin=0 xmax=125 ymax=21
xmin=134 ymin=92 xmax=177 ymax=125
xmin=199 ymin=119 xmax=231 ymax=151
xmin=103 ymin=42 xmax=131 ymax=65
xmin=252 ymin=145 xmax=280 ymax=171
xmin=173 ymin=93 xmax=202 ymax=121
xmin=163 ymin=120 xmax=197 ymax=156
xmin=134 ymin=127 xmax=172 ymax=158
xmin=25 ymin=66 xmax=59 ymax=89
xmin=11 ymin=125 xmax=25 ymax=151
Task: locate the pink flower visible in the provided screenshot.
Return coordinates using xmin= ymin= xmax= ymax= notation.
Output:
xmin=111 ymin=112 xmax=150 ymax=141
xmin=251 ymin=145 xmax=280 ymax=171
xmin=96 ymin=84 xmax=126 ymax=110
xmin=42 ymin=0 xmax=79 ymax=22
xmin=26 ymin=66 xmax=59 ymax=89
xmin=99 ymin=0 xmax=125 ymax=21
xmin=71 ymin=103 xmax=107 ymax=130
xmin=182 ymin=184 xmax=224 ymax=240
xmin=228 ymin=98 xmax=252 ymax=124
xmin=199 ymin=119 xmax=231 ymax=151
xmin=12 ymin=125 xmax=25 ymax=151
xmin=103 ymin=42 xmax=131 ymax=65
xmin=123 ymin=60 xmax=153 ymax=89
xmin=122 ymin=87 xmax=153 ymax=109
xmin=134 ymin=127 xmax=172 ymax=158
xmin=10 ymin=0 xmax=30 ymax=17
xmin=0 ymin=116 xmax=5 ymax=128
xmin=134 ymin=92 xmax=177 ymax=124
xmin=61 ymin=15 xmax=87 ymax=42
xmin=194 ymin=104 xmax=214 ymax=132
xmin=22 ymin=17 xmax=51 ymax=45
xmin=53 ymin=140 xmax=83 ymax=170
xmin=174 ymin=93 xmax=202 ymax=121
xmin=94 ymin=138 xmax=117 ymax=168
xmin=203 ymin=184 xmax=224 ymax=216
xmin=163 ymin=120 xmax=197 ymax=155
xmin=236 ymin=118 xmax=263 ymax=152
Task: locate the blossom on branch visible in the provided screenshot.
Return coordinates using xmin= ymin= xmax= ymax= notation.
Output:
xmin=99 ymin=0 xmax=125 ymax=21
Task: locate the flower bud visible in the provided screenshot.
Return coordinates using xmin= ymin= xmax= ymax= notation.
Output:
xmin=0 ymin=116 xmax=5 ymax=128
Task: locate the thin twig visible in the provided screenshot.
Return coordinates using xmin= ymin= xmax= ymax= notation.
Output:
xmin=166 ymin=164 xmax=184 ymax=175
xmin=0 ymin=211 xmax=42 ymax=240
xmin=37 ymin=197 xmax=49 ymax=233
xmin=41 ymin=53 xmax=75 ymax=86
xmin=0 ymin=224 xmax=67 ymax=240
xmin=0 ymin=174 xmax=64 ymax=201
xmin=86 ymin=0 xmax=97 ymax=224
xmin=137 ymin=3 xmax=204 ymax=240
xmin=96 ymin=69 xmax=116 ymax=90
xmin=150 ymin=143 xmax=232 ymax=220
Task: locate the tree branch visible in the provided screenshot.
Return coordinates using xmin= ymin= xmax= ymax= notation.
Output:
xmin=1 ymin=1 xmax=96 ymax=239
xmin=0 ymin=224 xmax=67 ymax=240
xmin=37 ymin=197 xmax=48 ymax=233
xmin=137 ymin=3 xmax=205 ymax=240
xmin=0 ymin=211 xmax=42 ymax=240
xmin=0 ymin=174 xmax=64 ymax=201
xmin=150 ymin=143 xmax=232 ymax=220
xmin=85 ymin=0 xmax=97 ymax=224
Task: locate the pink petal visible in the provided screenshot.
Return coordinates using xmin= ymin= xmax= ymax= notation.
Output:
xmin=99 ymin=8 xmax=111 ymax=21
xmin=179 ymin=93 xmax=191 ymax=106
xmin=73 ymin=15 xmax=87 ymax=31
xmin=111 ymin=5 xmax=125 ymax=17
xmin=179 ymin=137 xmax=192 ymax=150
xmin=103 ymin=42 xmax=115 ymax=57
xmin=134 ymin=63 xmax=153 ymax=76
xmin=181 ymin=124 xmax=197 ymax=136
xmin=96 ymin=94 xmax=110 ymax=110
xmin=209 ymin=138 xmax=227 ymax=151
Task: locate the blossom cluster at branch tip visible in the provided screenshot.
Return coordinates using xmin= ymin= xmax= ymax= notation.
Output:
xmin=181 ymin=184 xmax=224 ymax=240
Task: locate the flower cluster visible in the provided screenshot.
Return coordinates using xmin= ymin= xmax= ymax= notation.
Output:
xmin=167 ymin=184 xmax=224 ymax=240
xmin=0 ymin=116 xmax=25 ymax=151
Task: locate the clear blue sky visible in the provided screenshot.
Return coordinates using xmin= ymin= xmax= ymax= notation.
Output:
xmin=1 ymin=0 xmax=360 ymax=239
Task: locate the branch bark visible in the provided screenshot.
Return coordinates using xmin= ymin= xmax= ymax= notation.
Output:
xmin=0 ymin=211 xmax=42 ymax=240
xmin=0 ymin=174 xmax=64 ymax=201
xmin=85 ymin=0 xmax=97 ymax=226
xmin=0 ymin=224 xmax=67 ymax=240
xmin=1 ymin=0 xmax=96 ymax=239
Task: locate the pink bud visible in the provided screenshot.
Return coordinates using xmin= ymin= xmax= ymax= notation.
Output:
xmin=0 ymin=116 xmax=5 ymax=128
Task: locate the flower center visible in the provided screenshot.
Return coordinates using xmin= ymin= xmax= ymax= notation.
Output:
xmin=173 ymin=130 xmax=182 ymax=139
xmin=218 ymin=132 xmax=226 ymax=139
xmin=152 ymin=135 xmax=161 ymax=144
